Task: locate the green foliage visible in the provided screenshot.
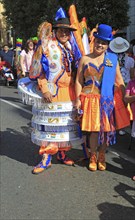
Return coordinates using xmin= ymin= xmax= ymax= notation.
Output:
xmin=1 ymin=0 xmax=130 ymax=43
xmin=74 ymin=0 xmax=130 ymax=29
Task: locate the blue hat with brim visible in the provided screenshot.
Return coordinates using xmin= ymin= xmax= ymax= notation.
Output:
xmin=93 ymin=24 xmax=113 ymax=41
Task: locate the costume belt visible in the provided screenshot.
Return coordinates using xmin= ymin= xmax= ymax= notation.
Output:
xmin=84 ymin=79 xmax=101 ymax=90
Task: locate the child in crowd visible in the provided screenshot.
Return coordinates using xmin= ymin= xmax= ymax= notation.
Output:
xmin=124 ymin=67 xmax=135 ymax=181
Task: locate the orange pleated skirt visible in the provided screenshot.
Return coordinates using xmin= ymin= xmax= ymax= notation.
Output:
xmin=114 ymin=88 xmax=130 ymax=129
xmin=80 ymin=88 xmax=130 ymax=132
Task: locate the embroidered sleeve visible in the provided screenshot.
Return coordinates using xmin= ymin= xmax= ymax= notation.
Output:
xmin=37 ymin=75 xmax=49 ymax=94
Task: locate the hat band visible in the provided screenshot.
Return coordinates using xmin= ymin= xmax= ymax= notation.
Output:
xmin=114 ymin=42 xmax=128 ymax=50
xmin=54 ymin=24 xmax=71 ymax=28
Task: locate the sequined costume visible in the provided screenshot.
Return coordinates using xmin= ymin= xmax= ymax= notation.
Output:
xmin=31 ymin=39 xmax=82 ymax=151
xmin=80 ymin=52 xmax=130 ymax=139
xmin=18 ymin=22 xmax=83 ymax=156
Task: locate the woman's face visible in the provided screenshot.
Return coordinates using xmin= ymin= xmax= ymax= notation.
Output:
xmin=55 ymin=28 xmax=70 ymax=45
xmin=28 ymin=41 xmax=34 ymax=50
xmin=94 ymin=38 xmax=109 ymax=55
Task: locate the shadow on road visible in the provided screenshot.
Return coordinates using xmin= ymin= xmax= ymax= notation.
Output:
xmin=0 ymin=125 xmax=85 ymax=168
xmin=1 ymin=125 xmax=135 ymax=178
xmin=0 ymin=125 xmax=40 ymax=167
xmin=114 ymin=182 xmax=135 ymax=207
xmin=106 ymin=156 xmax=135 ymax=179
xmin=97 ymin=182 xmax=135 ymax=220
xmin=98 ymin=202 xmax=134 ymax=220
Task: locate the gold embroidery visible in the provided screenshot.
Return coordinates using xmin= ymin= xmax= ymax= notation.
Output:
xmin=105 ymin=59 xmax=113 ymax=67
xmin=60 ymin=134 xmax=65 ymax=138
xmin=48 ymin=118 xmax=59 ymax=123
xmin=48 ymin=104 xmax=54 ymax=110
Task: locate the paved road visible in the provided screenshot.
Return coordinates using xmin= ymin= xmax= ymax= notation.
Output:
xmin=0 ymin=84 xmax=135 ymax=220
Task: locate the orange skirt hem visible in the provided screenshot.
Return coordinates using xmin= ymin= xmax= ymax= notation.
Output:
xmin=80 ymin=91 xmax=130 ymax=132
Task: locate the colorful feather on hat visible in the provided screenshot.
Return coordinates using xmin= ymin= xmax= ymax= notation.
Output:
xmin=16 ymin=38 xmax=23 ymax=47
xmin=68 ymin=4 xmax=85 ymax=56
xmin=80 ymin=17 xmax=90 ymax=55
xmin=32 ymin=37 xmax=38 ymax=44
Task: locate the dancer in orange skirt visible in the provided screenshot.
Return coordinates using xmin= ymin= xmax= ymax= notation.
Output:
xmin=75 ymin=24 xmax=130 ymax=171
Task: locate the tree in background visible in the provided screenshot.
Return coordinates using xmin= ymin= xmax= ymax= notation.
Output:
xmin=1 ymin=0 xmax=130 ymax=45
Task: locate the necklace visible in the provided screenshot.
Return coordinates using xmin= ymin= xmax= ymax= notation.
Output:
xmin=58 ymin=42 xmax=73 ymax=74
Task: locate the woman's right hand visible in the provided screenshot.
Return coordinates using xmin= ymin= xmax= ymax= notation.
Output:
xmin=43 ymin=91 xmax=52 ymax=103
xmin=74 ymin=99 xmax=81 ymax=110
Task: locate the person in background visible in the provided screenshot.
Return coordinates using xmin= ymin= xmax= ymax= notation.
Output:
xmin=130 ymin=39 xmax=135 ymax=60
xmin=109 ymin=37 xmax=135 ymax=135
xmin=75 ymin=24 xmax=130 ymax=172
xmin=124 ymin=67 xmax=135 ymax=137
xmin=133 ymin=43 xmax=135 ymax=60
xmin=109 ymin=37 xmax=135 ymax=85
xmin=14 ymin=38 xmax=23 ymax=80
xmin=0 ymin=44 xmax=14 ymax=67
xmin=124 ymin=67 xmax=135 ymax=181
xmin=20 ymin=39 xmax=34 ymax=77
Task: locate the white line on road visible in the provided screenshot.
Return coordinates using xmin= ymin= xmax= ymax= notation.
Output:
xmin=0 ymin=98 xmax=32 ymax=115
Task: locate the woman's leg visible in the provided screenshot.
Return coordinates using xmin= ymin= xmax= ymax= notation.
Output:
xmin=98 ymin=134 xmax=107 ymax=171
xmin=32 ymin=153 xmax=52 ymax=174
xmin=89 ymin=132 xmax=98 ymax=171
xmin=57 ymin=150 xmax=74 ymax=166
xmin=32 ymin=143 xmax=58 ymax=174
xmin=89 ymin=132 xmax=99 ymax=153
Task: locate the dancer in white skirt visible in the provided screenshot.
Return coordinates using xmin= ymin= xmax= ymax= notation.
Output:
xmin=18 ymin=17 xmax=85 ymax=174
